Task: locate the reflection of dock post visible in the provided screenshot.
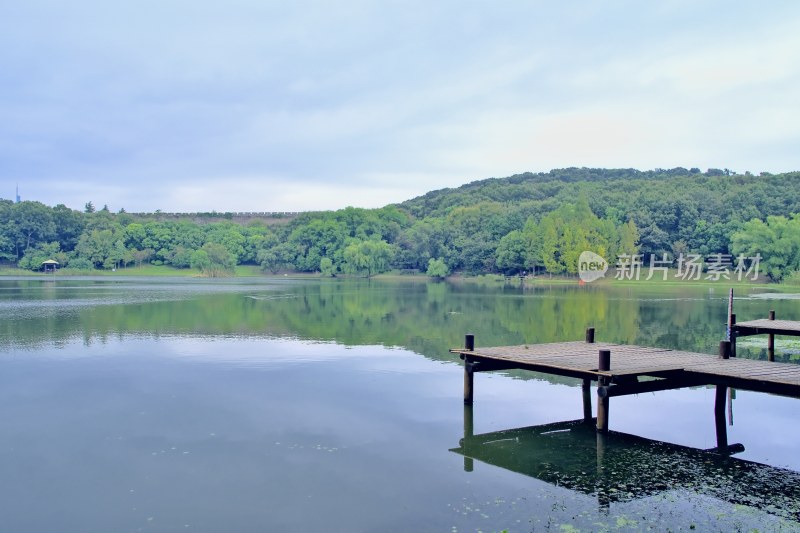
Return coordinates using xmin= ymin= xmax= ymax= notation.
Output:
xmin=714 ymin=385 xmax=729 ymax=452
xmin=596 ymin=349 xmax=611 ymax=433
xmin=583 ymin=328 xmax=595 ymax=422
xmin=596 ymin=430 xmax=610 ymax=513
xmin=463 ymin=334 xmax=475 ymax=405
xmin=463 ymin=404 xmax=474 ymax=472
xmin=715 ymin=340 xmax=730 ymax=451
xmin=768 ymin=310 xmax=776 ymax=362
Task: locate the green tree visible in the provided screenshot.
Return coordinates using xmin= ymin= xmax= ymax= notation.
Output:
xmin=52 ymin=204 xmax=85 ymax=252
xmin=296 ymin=218 xmax=348 ymax=272
xmin=191 ymin=242 xmax=236 ymax=277
xmin=342 ymin=239 xmax=395 ymax=277
xmin=426 ymin=257 xmax=449 ymax=278
xmin=75 ymin=228 xmax=123 ymax=269
xmin=206 ymin=223 xmax=247 ymax=264
xmin=319 ymin=257 xmax=336 ymax=277
xmin=617 ymin=220 xmax=640 ymax=257
xmin=536 ymin=216 xmax=563 ymax=273
xmin=731 ymin=215 xmax=800 ymax=281
xmin=258 ymin=242 xmax=295 ymax=274
xmin=10 ymin=201 xmax=56 ymax=258
xmin=18 ymin=242 xmax=68 ymax=271
xmin=495 ymin=230 xmax=528 ymax=274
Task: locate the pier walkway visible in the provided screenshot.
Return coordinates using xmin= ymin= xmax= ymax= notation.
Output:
xmin=450 ymin=329 xmax=800 ymax=450
xmin=733 ymin=310 xmax=800 ymax=360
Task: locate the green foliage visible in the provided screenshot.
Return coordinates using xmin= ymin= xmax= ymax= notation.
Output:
xmin=2 ymin=168 xmax=800 ymax=280
xmin=191 ymin=242 xmax=236 ymax=277
xmin=258 ymin=242 xmax=295 ymax=274
xmin=731 ymin=215 xmax=800 ymax=281
xmin=18 ymin=242 xmax=67 ymax=270
xmin=66 ymin=257 xmax=94 ymax=270
xmin=287 ymin=218 xmax=347 ymax=272
xmin=520 ymin=195 xmax=638 ymax=275
xmin=399 ymin=168 xmax=800 ymax=265
xmin=319 ymin=257 xmax=336 ymax=277
xmin=495 ymin=230 xmax=528 ymax=274
xmin=784 ymin=270 xmax=800 ymax=286
xmin=342 ymin=239 xmax=395 ymax=277
xmin=9 ymin=201 xmax=57 ymax=259
xmin=52 ymin=204 xmax=85 ymax=252
xmin=426 ymin=257 xmax=449 ymax=278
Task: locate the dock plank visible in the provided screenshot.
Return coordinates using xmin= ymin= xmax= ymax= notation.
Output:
xmin=452 ymin=339 xmax=800 ymax=396
xmin=736 ymin=319 xmax=800 ymax=334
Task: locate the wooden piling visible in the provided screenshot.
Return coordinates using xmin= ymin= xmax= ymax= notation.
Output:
xmin=719 ymin=340 xmax=731 ymax=360
xmin=730 ymin=313 xmax=737 ymax=357
xmin=596 ymin=349 xmax=611 ymax=433
xmin=582 ymin=379 xmax=592 ymax=422
xmin=582 ymin=327 xmax=596 ymax=421
xmin=768 ymin=310 xmax=775 ymax=362
xmin=463 ymin=334 xmax=475 ymax=405
xmin=465 ymin=334 xmax=475 ymax=351
xmin=598 ymin=349 xmax=611 ymax=372
xmin=464 ymin=362 xmax=474 ymax=405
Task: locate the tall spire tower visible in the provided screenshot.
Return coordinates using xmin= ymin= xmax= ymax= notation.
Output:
xmin=15 ymin=185 xmax=20 ymax=203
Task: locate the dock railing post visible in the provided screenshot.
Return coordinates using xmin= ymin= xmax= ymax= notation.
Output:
xmin=463 ymin=334 xmax=475 ymax=405
xmin=583 ymin=328 xmax=595 ymax=422
xmin=596 ymin=349 xmax=611 ymax=433
xmin=719 ymin=340 xmax=731 ymax=360
xmin=768 ymin=310 xmax=775 ymax=362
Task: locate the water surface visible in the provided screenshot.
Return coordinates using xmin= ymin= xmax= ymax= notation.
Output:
xmin=1 ymin=277 xmax=798 ymax=532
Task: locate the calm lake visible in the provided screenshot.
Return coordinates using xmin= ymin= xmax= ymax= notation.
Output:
xmin=1 ymin=276 xmax=799 ymax=532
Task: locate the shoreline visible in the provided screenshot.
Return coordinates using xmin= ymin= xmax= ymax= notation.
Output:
xmin=1 ymin=266 xmax=797 ymax=290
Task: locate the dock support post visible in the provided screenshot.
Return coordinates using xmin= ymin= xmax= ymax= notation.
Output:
xmin=463 ymin=334 xmax=475 ymax=405
xmin=582 ymin=327 xmax=595 ymax=422
xmin=714 ymin=385 xmax=729 ymax=452
xmin=582 ymin=379 xmax=593 ymax=422
xmin=768 ymin=310 xmax=775 ymax=362
xmin=596 ymin=349 xmax=611 ymax=433
xmin=730 ymin=313 xmax=737 ymax=357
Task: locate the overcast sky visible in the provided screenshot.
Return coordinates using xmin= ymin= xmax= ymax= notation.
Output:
xmin=2 ymin=1 xmax=799 ymax=213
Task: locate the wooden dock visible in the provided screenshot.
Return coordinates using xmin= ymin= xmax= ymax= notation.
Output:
xmin=450 ymin=328 xmax=800 ymax=451
xmin=732 ymin=310 xmax=800 ymax=360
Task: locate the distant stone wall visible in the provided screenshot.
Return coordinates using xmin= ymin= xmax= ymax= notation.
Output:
xmin=128 ymin=211 xmax=301 ymax=225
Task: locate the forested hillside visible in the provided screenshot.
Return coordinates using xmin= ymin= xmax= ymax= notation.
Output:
xmin=3 ymin=168 xmax=800 ymax=280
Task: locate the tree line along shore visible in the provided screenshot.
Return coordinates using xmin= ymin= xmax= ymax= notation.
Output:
xmin=2 ymin=167 xmax=799 ymax=282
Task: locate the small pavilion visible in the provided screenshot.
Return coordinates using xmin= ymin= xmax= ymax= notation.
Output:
xmin=41 ymin=259 xmax=59 ymax=273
